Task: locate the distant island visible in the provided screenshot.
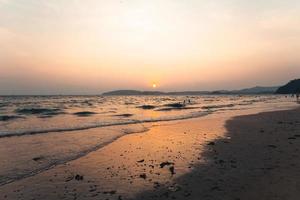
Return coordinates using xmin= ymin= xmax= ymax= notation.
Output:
xmin=102 ymin=86 xmax=279 ymax=96
xmin=103 ymin=79 xmax=300 ymax=96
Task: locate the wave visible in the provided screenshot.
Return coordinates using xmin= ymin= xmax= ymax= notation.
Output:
xmin=156 ymin=106 xmax=200 ymax=111
xmin=114 ymin=113 xmax=134 ymax=117
xmin=0 ymin=110 xmax=212 ymax=138
xmin=163 ymin=102 xmax=185 ymax=108
xmin=73 ymin=111 xmax=97 ymax=117
xmin=0 ymin=115 xmax=24 ymax=122
xmin=137 ymin=105 xmax=156 ymax=109
xmin=15 ymin=108 xmax=64 ymax=116
xmin=201 ymin=104 xmax=235 ymax=109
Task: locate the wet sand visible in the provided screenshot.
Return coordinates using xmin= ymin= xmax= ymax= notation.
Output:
xmin=0 ymin=108 xmax=300 ymax=200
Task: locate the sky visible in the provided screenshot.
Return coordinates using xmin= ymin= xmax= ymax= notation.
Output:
xmin=0 ymin=0 xmax=300 ymax=95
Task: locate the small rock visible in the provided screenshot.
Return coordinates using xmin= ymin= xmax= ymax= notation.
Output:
xmin=75 ymin=174 xmax=84 ymax=181
xmin=160 ymin=161 xmax=174 ymax=168
xmin=207 ymin=142 xmax=215 ymax=146
xmin=32 ymin=156 xmax=44 ymax=162
xmin=140 ymin=173 xmax=147 ymax=179
xmin=169 ymin=166 xmax=176 ymax=175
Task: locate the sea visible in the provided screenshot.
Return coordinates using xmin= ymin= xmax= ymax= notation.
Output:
xmin=0 ymin=95 xmax=296 ymax=137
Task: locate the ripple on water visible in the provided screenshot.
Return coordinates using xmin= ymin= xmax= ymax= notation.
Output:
xmin=0 ymin=115 xmax=24 ymax=122
xmin=73 ymin=111 xmax=97 ymax=117
xmin=15 ymin=108 xmax=63 ymax=116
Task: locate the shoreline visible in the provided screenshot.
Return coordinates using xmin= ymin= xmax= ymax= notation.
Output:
xmin=0 ymin=110 xmax=211 ymax=138
xmin=1 ymin=95 xmax=295 ymax=139
xmin=0 ymin=104 xmax=296 ymax=186
xmin=0 ymin=106 xmax=300 ymax=199
xmin=0 ymin=123 xmax=152 ymax=186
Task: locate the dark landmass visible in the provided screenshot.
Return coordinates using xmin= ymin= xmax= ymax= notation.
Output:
xmin=102 ymin=90 xmax=165 ymax=96
xmin=102 ymin=86 xmax=279 ymax=96
xmin=231 ymin=86 xmax=279 ymax=94
xmin=276 ymin=79 xmax=300 ymax=94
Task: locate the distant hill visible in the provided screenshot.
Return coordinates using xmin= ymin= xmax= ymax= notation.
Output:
xmin=232 ymin=86 xmax=279 ymax=94
xmin=102 ymin=90 xmax=166 ymax=96
xmin=102 ymin=90 xmax=214 ymax=96
xmin=276 ymin=79 xmax=300 ymax=94
xmin=102 ymin=86 xmax=279 ymax=96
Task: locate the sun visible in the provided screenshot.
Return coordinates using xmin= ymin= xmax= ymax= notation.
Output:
xmin=152 ymin=83 xmax=157 ymax=88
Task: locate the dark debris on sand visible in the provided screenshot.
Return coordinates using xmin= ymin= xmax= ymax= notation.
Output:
xmin=32 ymin=156 xmax=45 ymax=162
xmin=140 ymin=173 xmax=147 ymax=179
xmin=74 ymin=174 xmax=84 ymax=181
xmin=160 ymin=161 xmax=174 ymax=168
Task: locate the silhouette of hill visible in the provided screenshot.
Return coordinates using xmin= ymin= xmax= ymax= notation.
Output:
xmin=232 ymin=86 xmax=279 ymax=94
xmin=276 ymin=79 xmax=300 ymax=94
xmin=102 ymin=90 xmax=165 ymax=96
xmin=102 ymin=86 xmax=279 ymax=96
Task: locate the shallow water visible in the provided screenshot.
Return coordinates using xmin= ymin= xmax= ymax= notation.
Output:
xmin=0 ymin=95 xmax=297 ymax=186
xmin=0 ymin=95 xmax=295 ymax=137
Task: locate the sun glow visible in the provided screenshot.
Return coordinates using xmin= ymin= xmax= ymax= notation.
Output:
xmin=1 ymin=0 xmax=300 ymax=95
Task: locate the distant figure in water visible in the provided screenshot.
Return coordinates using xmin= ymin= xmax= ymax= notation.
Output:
xmin=183 ymin=99 xmax=191 ymax=105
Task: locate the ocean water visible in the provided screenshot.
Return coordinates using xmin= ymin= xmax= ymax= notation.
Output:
xmin=0 ymin=95 xmax=296 ymax=137
xmin=0 ymin=95 xmax=297 ymax=186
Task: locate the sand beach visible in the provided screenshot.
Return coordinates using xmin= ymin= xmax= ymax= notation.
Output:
xmin=0 ymin=105 xmax=299 ymax=200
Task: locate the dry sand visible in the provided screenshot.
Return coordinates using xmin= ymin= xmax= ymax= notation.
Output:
xmin=0 ymin=108 xmax=300 ymax=200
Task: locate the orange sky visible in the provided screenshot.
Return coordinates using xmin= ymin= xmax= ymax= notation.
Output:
xmin=1 ymin=0 xmax=300 ymax=94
